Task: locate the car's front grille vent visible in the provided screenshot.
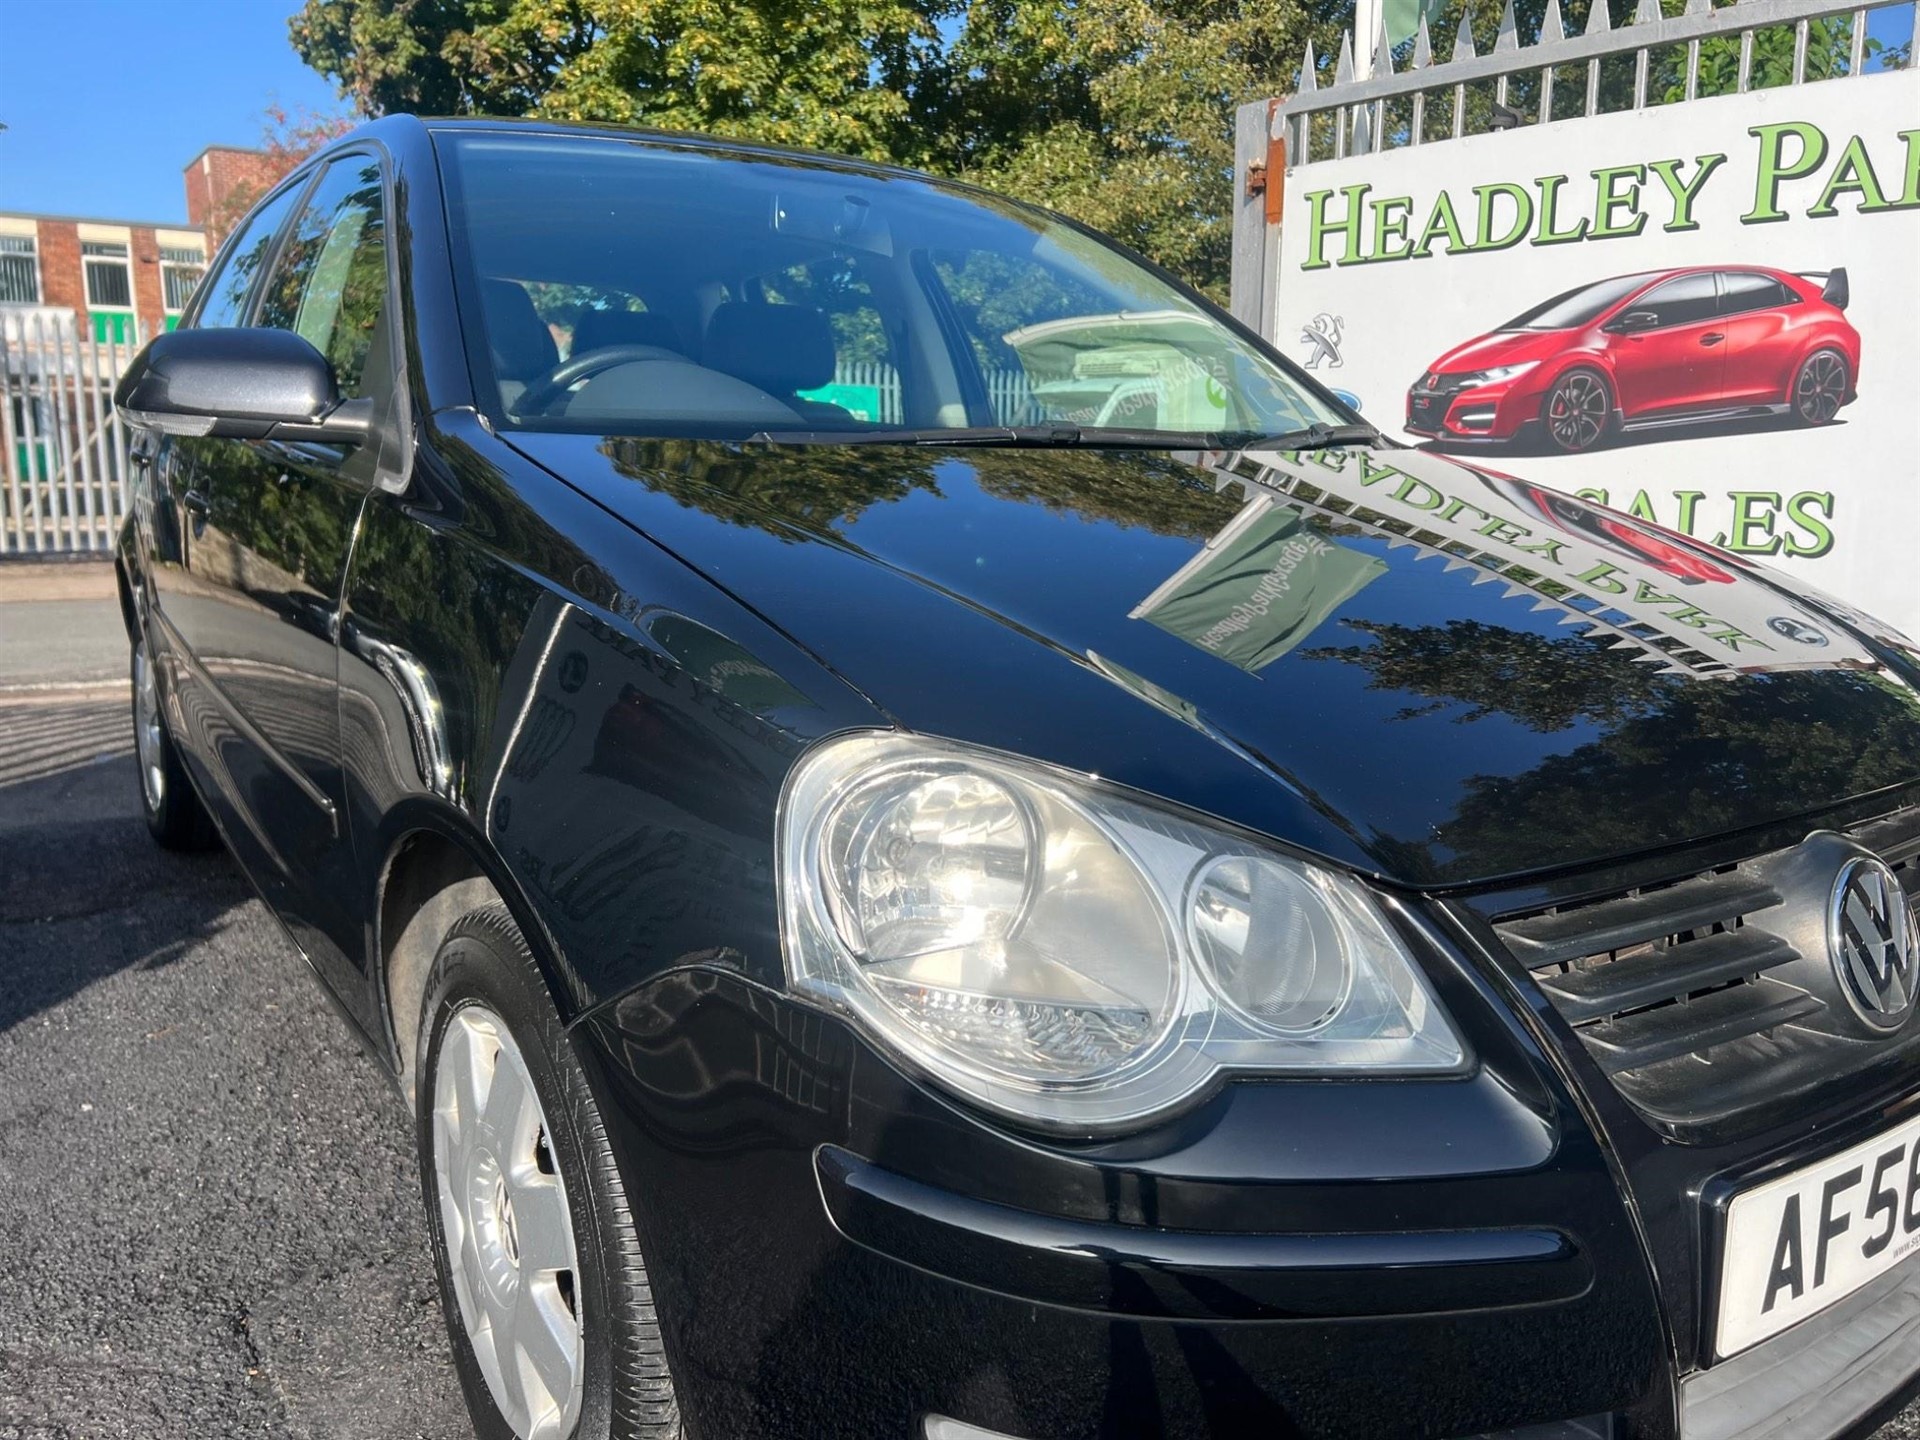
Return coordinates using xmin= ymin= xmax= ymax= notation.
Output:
xmin=1491 ymin=810 xmax=1920 ymax=1131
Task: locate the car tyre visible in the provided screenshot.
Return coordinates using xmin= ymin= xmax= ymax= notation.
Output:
xmin=417 ymin=904 xmax=682 ymax=1440
xmin=131 ymin=630 xmax=219 ymax=851
xmin=1540 ymin=368 xmax=1615 ymax=454
xmin=1791 ymin=349 xmax=1849 ymax=426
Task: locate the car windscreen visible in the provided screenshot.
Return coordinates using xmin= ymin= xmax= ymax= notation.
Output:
xmin=1498 ymin=273 xmax=1657 ymax=331
xmin=434 ymin=131 xmax=1348 ymax=443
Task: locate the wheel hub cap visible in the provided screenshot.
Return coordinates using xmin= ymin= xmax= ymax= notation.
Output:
xmin=432 ymin=1006 xmax=584 ymax=1440
xmin=1798 ymin=353 xmax=1844 ymax=423
xmin=134 ymin=643 xmax=165 ymax=812
xmin=1548 ymin=375 xmax=1606 ymax=449
xmin=497 ymin=1178 xmax=521 ymax=1266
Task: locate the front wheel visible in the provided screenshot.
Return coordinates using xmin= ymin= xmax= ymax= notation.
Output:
xmin=418 ymin=906 xmax=682 ymax=1440
xmin=131 ymin=631 xmax=218 ymax=851
xmin=1540 ymin=368 xmax=1615 ymax=454
xmin=1791 ymin=349 xmax=1849 ymax=426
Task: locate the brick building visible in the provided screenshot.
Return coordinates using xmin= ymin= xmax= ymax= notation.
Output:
xmin=0 ymin=144 xmax=279 ymax=343
xmin=182 ymin=145 xmax=283 ymax=243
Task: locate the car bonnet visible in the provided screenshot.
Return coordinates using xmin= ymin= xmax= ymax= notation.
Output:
xmin=507 ymin=430 xmax=1920 ymax=888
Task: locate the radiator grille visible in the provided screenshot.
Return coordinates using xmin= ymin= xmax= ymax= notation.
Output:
xmin=1492 ymin=809 xmax=1920 ymax=1129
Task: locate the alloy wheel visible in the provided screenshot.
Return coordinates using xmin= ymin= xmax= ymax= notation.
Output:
xmin=134 ymin=640 xmax=166 ymax=814
xmin=1544 ymin=371 xmax=1609 ymax=452
xmin=432 ymin=1004 xmax=585 ymax=1440
xmin=1794 ymin=351 xmax=1847 ymax=425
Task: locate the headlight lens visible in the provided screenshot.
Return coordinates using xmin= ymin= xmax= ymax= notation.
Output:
xmin=1458 ymin=361 xmax=1539 ymax=387
xmin=781 ymin=732 xmax=1465 ymax=1131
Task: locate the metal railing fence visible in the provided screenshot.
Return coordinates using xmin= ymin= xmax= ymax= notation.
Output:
xmin=822 ymin=359 xmax=1039 ymax=426
xmin=1 ymin=311 xmax=149 ymax=555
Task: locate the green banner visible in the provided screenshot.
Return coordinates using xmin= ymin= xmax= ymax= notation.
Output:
xmin=1384 ymin=0 xmax=1447 ymax=49
xmin=1131 ymin=500 xmax=1385 ymax=672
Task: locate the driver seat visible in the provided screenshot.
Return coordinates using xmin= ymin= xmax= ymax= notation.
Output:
xmin=702 ymin=303 xmax=848 ymax=420
xmin=481 ymin=279 xmax=558 ymax=407
xmin=572 ymin=308 xmax=685 ymax=358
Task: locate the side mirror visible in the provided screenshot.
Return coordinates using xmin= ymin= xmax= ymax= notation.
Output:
xmin=1604 ymin=310 xmax=1660 ymax=335
xmin=114 ymin=327 xmax=372 ymax=445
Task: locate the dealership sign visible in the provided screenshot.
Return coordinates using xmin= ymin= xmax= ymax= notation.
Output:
xmin=1272 ymin=67 xmax=1920 ymax=638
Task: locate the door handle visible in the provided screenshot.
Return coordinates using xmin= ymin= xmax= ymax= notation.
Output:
xmin=181 ymin=489 xmax=210 ymax=538
xmin=1700 ymin=333 xmax=1726 ymax=346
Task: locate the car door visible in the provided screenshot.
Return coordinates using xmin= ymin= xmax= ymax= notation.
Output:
xmin=160 ymin=151 xmax=401 ymax=1006
xmin=1608 ymin=272 xmax=1726 ymax=420
xmin=1716 ymin=271 xmax=1799 ymax=408
xmin=146 ymin=176 xmax=310 ymax=678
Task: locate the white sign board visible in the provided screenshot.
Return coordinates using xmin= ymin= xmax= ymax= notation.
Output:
xmin=1273 ymin=68 xmax=1920 ymax=635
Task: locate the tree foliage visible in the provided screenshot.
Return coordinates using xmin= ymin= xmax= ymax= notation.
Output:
xmin=288 ymin=0 xmax=1348 ymax=298
xmin=207 ymin=105 xmax=357 ymax=244
xmin=288 ymin=0 xmax=1899 ymax=295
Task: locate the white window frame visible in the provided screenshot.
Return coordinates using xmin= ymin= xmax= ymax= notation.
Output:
xmin=81 ymin=240 xmax=135 ymax=313
xmin=0 ymin=230 xmax=41 ymax=307
xmin=158 ymin=246 xmax=205 ymax=316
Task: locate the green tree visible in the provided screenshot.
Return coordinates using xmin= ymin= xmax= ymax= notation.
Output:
xmin=206 ymin=104 xmax=355 ymax=245
xmin=289 ymin=0 xmax=951 ymax=162
xmin=939 ymin=1 xmax=1349 ymax=298
xmin=287 ymin=0 xmax=1347 ymax=298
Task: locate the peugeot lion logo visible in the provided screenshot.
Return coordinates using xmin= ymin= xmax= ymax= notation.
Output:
xmin=1829 ymin=856 xmax=1917 ymax=1028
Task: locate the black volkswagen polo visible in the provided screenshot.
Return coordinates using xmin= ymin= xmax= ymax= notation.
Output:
xmin=113 ymin=115 xmax=1920 ymax=1440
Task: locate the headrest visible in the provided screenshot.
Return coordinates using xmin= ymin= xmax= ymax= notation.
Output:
xmin=572 ymin=308 xmax=684 ymax=357
xmin=481 ymin=279 xmax=557 ymax=382
xmin=702 ymin=303 xmax=836 ymax=397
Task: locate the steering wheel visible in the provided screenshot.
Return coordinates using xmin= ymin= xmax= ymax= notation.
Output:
xmin=513 ymin=344 xmax=686 ymax=417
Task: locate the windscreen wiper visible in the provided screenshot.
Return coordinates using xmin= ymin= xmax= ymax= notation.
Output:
xmin=747 ymin=425 xmax=1209 ymax=448
xmin=1222 ymin=422 xmax=1388 ymax=451
xmin=746 ymin=423 xmax=1385 ymax=450
xmin=746 ymin=426 xmax=1026 ymax=446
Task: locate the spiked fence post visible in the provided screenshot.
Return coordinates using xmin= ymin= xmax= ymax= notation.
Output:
xmin=1452 ymin=7 xmax=1475 ymax=138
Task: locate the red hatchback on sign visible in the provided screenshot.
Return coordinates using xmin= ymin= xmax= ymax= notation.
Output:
xmin=1406 ymin=265 xmax=1860 ymax=454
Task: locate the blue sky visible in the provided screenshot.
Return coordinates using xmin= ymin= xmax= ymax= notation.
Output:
xmin=0 ymin=0 xmax=344 ymax=224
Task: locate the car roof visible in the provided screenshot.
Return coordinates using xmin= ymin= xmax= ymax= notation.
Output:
xmin=1637 ymin=264 xmax=1795 ymax=283
xmin=418 ymin=114 xmax=943 ymax=188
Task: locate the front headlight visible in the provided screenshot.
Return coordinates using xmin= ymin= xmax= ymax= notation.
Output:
xmin=779 ymin=732 xmax=1465 ymax=1131
xmin=1458 ymin=361 xmax=1539 ymax=387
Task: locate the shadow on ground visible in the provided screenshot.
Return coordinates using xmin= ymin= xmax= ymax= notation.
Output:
xmin=0 ymin=696 xmax=469 ymax=1439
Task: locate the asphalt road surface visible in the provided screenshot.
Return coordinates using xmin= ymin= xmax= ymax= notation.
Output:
xmin=3 ymin=578 xmax=1918 ymax=1439
xmin=0 ymin=585 xmax=469 ymax=1438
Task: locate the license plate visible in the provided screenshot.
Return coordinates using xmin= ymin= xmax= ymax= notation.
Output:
xmin=1716 ymin=1112 xmax=1920 ymax=1357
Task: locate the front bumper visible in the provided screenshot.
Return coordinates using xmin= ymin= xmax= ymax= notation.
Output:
xmin=580 ymin=798 xmax=1920 ymax=1439
xmin=1683 ymin=1255 xmax=1920 ymax=1440
xmin=1406 ymin=376 xmax=1543 ymax=441
xmin=582 ymin=947 xmax=1670 ymax=1439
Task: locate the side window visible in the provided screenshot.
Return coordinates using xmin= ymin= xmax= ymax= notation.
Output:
xmin=192 ymin=180 xmax=306 ymax=330
xmin=255 ymin=155 xmax=390 ymax=399
xmin=1719 ymin=272 xmax=1793 ymax=315
xmin=925 ymin=248 xmax=1275 ymax=433
xmin=1637 ymin=274 xmax=1719 ymax=329
xmin=929 ymin=249 xmax=1108 ymax=423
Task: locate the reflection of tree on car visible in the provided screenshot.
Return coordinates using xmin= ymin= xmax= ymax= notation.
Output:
xmin=1406 ymin=266 xmax=1859 ymax=454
